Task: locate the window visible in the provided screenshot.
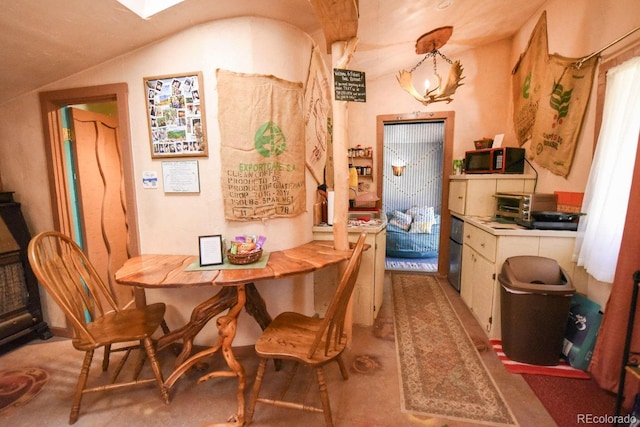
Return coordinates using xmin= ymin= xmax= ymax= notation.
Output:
xmin=574 ymin=56 xmax=640 ymax=283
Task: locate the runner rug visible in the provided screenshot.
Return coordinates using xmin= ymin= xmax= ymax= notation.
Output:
xmin=0 ymin=368 xmax=49 ymax=415
xmin=490 ymin=340 xmax=591 ymax=379
xmin=392 ymin=273 xmax=516 ymax=425
xmin=385 ymin=257 xmax=437 ymax=273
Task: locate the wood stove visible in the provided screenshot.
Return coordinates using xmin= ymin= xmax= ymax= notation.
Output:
xmin=0 ymin=191 xmax=51 ymax=347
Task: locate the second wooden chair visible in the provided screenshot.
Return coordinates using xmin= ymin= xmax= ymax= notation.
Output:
xmin=246 ymin=232 xmax=366 ymax=427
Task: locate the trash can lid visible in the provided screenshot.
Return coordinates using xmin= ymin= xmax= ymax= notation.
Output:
xmin=499 ymin=256 xmax=575 ymax=294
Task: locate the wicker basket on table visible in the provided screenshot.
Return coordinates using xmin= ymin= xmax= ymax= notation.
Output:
xmin=226 ymin=248 xmax=263 ymax=265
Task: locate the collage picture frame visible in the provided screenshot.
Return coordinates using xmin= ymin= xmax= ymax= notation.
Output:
xmin=144 ymin=71 xmax=208 ymax=158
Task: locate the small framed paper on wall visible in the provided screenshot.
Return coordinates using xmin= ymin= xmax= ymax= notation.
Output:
xmin=199 ymin=235 xmax=224 ymax=266
xmin=143 ymin=71 xmax=208 ymax=158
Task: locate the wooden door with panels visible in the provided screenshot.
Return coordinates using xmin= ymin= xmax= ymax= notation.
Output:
xmin=68 ymin=107 xmax=133 ymax=307
xmin=39 ymin=84 xmax=139 ymax=333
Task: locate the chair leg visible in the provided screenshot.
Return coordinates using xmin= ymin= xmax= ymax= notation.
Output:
xmin=142 ymin=337 xmax=169 ymax=404
xmin=335 ymin=355 xmax=349 ymax=380
xmin=246 ymin=357 xmax=268 ymax=425
xmin=132 ymin=340 xmax=146 ymax=381
xmin=102 ymin=344 xmax=111 ymax=371
xmin=315 ymin=367 xmax=334 ymax=427
xmin=70 ymin=349 xmax=94 ymax=425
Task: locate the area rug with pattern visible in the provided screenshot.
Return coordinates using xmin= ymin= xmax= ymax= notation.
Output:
xmin=392 ymin=273 xmax=517 ymax=425
xmin=385 ymin=256 xmax=437 ymax=272
xmin=0 ymin=367 xmax=49 ymax=415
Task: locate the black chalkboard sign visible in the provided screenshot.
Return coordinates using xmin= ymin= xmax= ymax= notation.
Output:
xmin=333 ymin=69 xmax=366 ymax=102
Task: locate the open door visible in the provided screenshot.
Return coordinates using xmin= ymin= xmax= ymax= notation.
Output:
xmin=40 ymin=84 xmax=139 ymax=327
xmin=68 ymin=107 xmax=133 ymax=306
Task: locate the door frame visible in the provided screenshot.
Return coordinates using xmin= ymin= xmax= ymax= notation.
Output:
xmin=39 ymin=83 xmax=139 ymax=254
xmin=39 ymin=84 xmax=140 ymax=336
xmin=376 ymin=111 xmax=455 ymax=277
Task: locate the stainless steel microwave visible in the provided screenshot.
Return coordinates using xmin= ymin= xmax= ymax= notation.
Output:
xmin=464 ymin=147 xmax=525 ymax=174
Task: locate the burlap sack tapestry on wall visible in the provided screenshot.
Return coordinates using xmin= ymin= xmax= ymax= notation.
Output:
xmin=530 ymin=53 xmax=597 ymax=177
xmin=217 ymin=69 xmax=305 ymax=221
xmin=512 ymin=11 xmax=549 ymax=146
xmin=304 ymin=45 xmax=333 ymax=185
xmin=512 ymin=11 xmax=597 ymax=178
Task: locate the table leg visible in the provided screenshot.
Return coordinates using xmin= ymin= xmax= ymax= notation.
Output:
xmin=157 ymin=283 xmax=273 ymax=367
xmin=164 ymin=285 xmax=247 ymax=426
xmin=157 ymin=286 xmax=237 ymax=366
xmin=244 ymin=283 xmax=273 ymax=331
xmin=160 ymin=283 xmax=274 ymax=425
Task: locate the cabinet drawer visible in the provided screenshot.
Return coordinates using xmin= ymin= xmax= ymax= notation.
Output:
xmin=464 ymin=223 xmax=496 ymax=262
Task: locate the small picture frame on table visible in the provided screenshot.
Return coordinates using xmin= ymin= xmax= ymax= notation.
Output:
xmin=198 ymin=235 xmax=224 ymax=266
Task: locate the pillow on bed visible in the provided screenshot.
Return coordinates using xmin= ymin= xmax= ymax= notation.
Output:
xmin=407 ymin=206 xmax=436 ymax=233
xmin=389 ymin=210 xmax=412 ymax=231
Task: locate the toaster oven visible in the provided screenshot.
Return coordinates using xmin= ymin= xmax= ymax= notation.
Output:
xmin=493 ymin=192 xmax=557 ymax=222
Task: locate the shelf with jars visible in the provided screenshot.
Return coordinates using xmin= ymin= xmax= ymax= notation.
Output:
xmin=348 ymin=145 xmax=374 ymax=180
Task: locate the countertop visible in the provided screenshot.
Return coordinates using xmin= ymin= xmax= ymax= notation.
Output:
xmin=312 ymin=212 xmax=387 ymax=234
xmin=455 ymin=214 xmax=578 ymax=238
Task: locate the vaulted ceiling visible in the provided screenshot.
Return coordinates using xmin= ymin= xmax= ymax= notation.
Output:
xmin=0 ymin=0 xmax=547 ymax=102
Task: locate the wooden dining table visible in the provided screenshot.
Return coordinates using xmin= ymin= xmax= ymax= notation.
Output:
xmin=114 ymin=239 xmax=358 ymax=426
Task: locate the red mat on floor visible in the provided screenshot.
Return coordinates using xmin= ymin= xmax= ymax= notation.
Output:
xmin=523 ymin=374 xmax=617 ymax=427
xmin=490 ymin=340 xmax=590 ymax=379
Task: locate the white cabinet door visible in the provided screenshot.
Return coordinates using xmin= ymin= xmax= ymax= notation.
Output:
xmin=465 ymin=180 xmax=499 ymax=217
xmin=471 ymin=251 xmax=496 ymax=335
xmin=372 ymin=229 xmax=387 ymax=319
xmin=460 ymin=245 xmax=474 ymax=306
xmin=448 ymin=181 xmax=466 ymax=215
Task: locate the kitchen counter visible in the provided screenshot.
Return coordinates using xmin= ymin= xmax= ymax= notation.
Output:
xmin=454 ymin=214 xmax=577 ymax=238
xmin=455 ymin=212 xmax=577 ymax=340
xmin=312 ymin=211 xmax=387 ymax=326
xmin=312 ymin=211 xmax=387 ymax=234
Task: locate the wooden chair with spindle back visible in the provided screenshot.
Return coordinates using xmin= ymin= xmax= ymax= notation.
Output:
xmin=27 ymin=231 xmax=169 ymax=424
xmin=246 ymin=232 xmax=366 ymax=427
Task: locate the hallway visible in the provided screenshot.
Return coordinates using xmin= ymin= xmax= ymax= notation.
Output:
xmin=0 ymin=273 xmax=558 ymax=426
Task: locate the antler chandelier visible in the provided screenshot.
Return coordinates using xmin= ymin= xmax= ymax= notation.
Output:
xmin=396 ymin=26 xmax=465 ymax=106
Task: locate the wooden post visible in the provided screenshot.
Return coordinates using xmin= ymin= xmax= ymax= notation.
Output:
xmin=331 ymin=39 xmax=354 ymax=339
xmin=331 ymin=39 xmax=349 ymax=253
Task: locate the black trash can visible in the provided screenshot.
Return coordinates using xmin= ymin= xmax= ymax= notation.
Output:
xmin=498 ymin=256 xmax=575 ymax=366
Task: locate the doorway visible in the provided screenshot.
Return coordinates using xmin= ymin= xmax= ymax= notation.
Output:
xmin=39 ymin=84 xmax=139 ymax=335
xmin=376 ymin=112 xmax=454 ymax=277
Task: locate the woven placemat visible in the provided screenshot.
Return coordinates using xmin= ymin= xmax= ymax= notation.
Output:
xmin=185 ymin=252 xmax=270 ymax=271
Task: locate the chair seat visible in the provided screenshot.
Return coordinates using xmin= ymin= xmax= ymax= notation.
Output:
xmin=74 ymin=303 xmax=166 ymax=350
xmin=254 ymin=311 xmax=346 ymax=366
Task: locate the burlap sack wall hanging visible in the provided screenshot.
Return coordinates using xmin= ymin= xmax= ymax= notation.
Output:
xmin=217 ymin=69 xmax=305 ymax=221
xmin=512 ymin=11 xmax=597 ymax=177
xmin=304 ymin=45 xmax=332 ymax=185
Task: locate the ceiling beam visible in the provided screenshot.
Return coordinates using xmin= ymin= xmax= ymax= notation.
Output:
xmin=309 ymin=0 xmax=359 ymax=53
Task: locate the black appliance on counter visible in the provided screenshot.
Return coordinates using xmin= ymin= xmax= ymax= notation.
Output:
xmin=516 ymin=211 xmax=585 ymax=231
xmin=0 ymin=191 xmax=51 ymax=348
xmin=464 ymin=147 xmax=525 ymax=174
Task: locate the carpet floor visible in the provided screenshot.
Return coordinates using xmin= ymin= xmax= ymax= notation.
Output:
xmin=523 ymin=374 xmax=617 ymax=427
xmin=391 ymin=272 xmax=516 ymax=425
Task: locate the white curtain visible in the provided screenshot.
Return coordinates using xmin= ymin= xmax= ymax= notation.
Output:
xmin=574 ymin=56 xmax=640 ymax=283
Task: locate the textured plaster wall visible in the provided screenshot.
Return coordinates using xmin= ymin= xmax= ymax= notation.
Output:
xmin=0 ymin=17 xmax=319 ymax=346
